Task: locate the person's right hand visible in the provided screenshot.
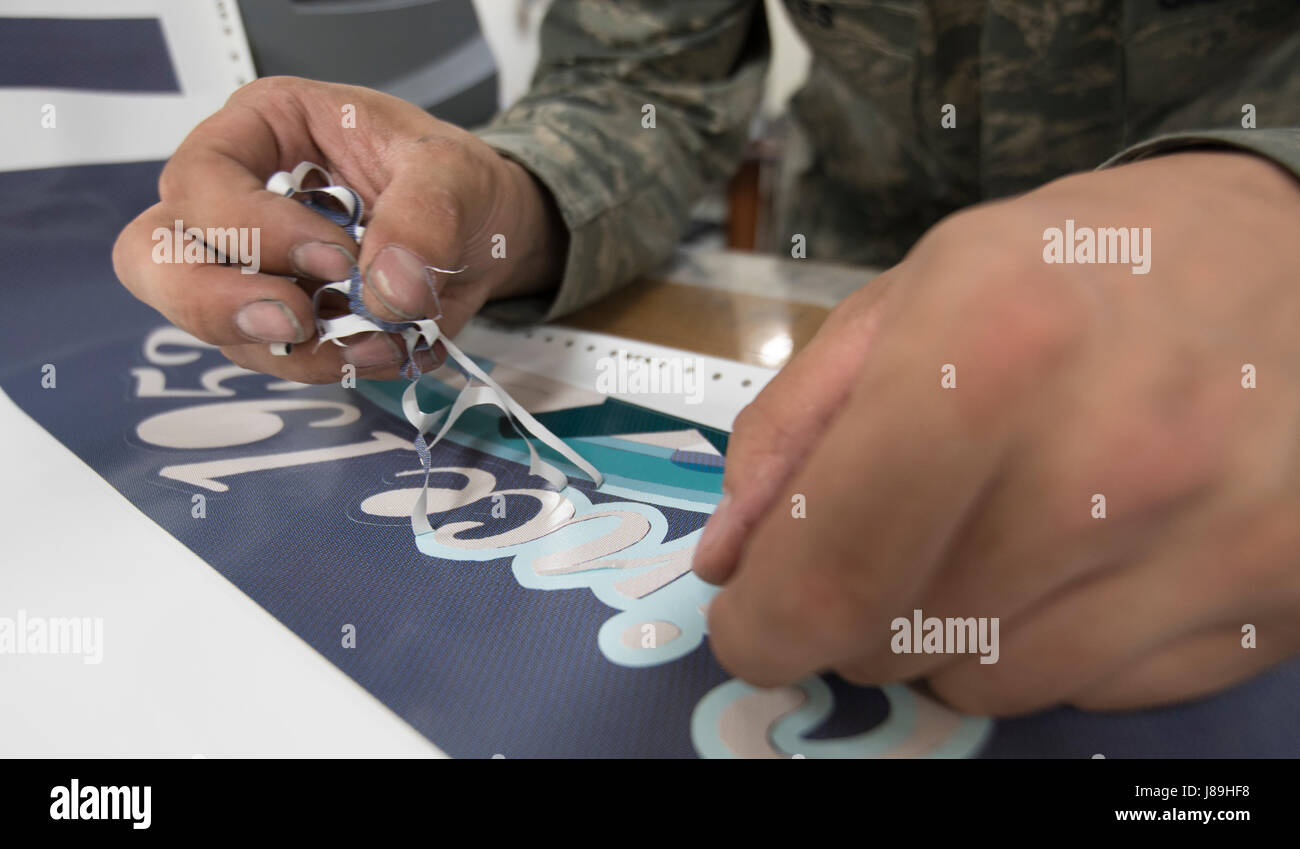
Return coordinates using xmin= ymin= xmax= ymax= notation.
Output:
xmin=692 ymin=151 xmax=1300 ymax=714
xmin=112 ymin=76 xmax=566 ymax=383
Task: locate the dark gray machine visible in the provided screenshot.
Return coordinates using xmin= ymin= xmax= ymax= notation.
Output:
xmin=237 ymin=0 xmax=499 ymax=128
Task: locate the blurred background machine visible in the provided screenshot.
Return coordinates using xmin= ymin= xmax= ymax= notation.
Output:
xmin=237 ymin=0 xmax=498 ymax=128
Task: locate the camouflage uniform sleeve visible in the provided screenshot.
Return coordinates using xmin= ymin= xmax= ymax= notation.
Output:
xmin=1102 ymin=129 xmax=1300 ymax=185
xmin=474 ymin=0 xmax=769 ymax=323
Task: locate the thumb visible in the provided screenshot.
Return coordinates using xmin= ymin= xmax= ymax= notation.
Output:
xmin=355 ymin=154 xmax=478 ymax=335
xmin=692 ymin=275 xmax=894 ymax=585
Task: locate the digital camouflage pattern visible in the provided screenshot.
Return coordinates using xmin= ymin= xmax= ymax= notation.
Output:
xmin=475 ymin=0 xmax=1300 ymax=320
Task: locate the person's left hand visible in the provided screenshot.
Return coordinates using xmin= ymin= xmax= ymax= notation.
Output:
xmin=693 ymin=150 xmax=1300 ymax=715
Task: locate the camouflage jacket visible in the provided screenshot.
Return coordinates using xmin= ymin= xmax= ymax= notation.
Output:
xmin=476 ymin=0 xmax=1300 ymax=320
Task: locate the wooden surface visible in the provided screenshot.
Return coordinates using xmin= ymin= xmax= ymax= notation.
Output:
xmin=725 ymin=160 xmax=761 ymax=252
xmin=557 ymin=277 xmax=830 ymax=370
xmin=553 ymin=251 xmax=880 ymax=369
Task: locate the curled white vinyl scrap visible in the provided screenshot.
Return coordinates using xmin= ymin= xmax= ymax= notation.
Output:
xmin=266 ymin=161 xmax=368 ymax=243
xmin=264 ymin=162 xmax=603 ymax=538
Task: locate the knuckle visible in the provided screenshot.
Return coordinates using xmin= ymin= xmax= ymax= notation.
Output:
xmin=418 ymin=185 xmax=464 ymax=227
xmin=730 ymin=391 xmax=794 ymax=451
xmin=961 ymin=275 xmax=1084 ymax=371
xmin=168 ymin=292 xmax=210 ymax=342
xmin=706 ymin=565 xmax=835 ymax=688
xmin=822 ymin=271 xmax=892 ymax=335
xmin=721 ymin=399 xmax=786 ymax=493
xmin=112 ymin=210 xmax=164 ymax=294
xmin=218 ymin=344 xmax=257 ymax=371
xmin=111 ymin=219 xmax=143 ymax=288
xmin=157 ymin=160 xmax=189 ymax=203
xmin=230 ymin=74 xmax=301 ymax=102
xmin=705 ymin=593 xmax=770 ymax=684
xmin=729 ymin=401 xmax=771 ymax=443
xmin=916 ymin=260 xmax=1088 ymax=428
xmin=915 ymin=201 xmax=1032 ymax=268
xmin=413 ymin=129 xmax=468 ymax=162
xmin=1050 ymin=368 xmax=1236 ymax=523
xmin=920 ymin=208 xmax=1089 ymax=364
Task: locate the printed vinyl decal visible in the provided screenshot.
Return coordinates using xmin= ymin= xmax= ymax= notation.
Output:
xmin=2 ymin=161 xmax=1297 ymax=757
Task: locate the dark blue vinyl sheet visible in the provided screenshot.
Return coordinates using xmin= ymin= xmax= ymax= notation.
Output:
xmin=0 ymin=17 xmax=180 ymax=93
xmin=1 ymin=160 xmax=1297 ymax=757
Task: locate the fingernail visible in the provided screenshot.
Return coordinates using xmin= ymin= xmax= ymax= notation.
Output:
xmin=291 ymin=242 xmax=355 ymax=281
xmin=235 ymin=300 xmax=303 ymax=343
xmin=367 ymin=246 xmax=440 ymax=319
xmin=343 ymin=332 xmax=402 ymax=369
xmin=413 ymin=348 xmax=441 ymax=373
xmin=694 ymin=492 xmax=733 ymax=566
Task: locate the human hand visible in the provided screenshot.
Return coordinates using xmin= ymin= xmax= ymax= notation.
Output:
xmin=695 ymin=151 xmax=1300 ymax=714
xmin=113 ymin=76 xmax=565 ymax=382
